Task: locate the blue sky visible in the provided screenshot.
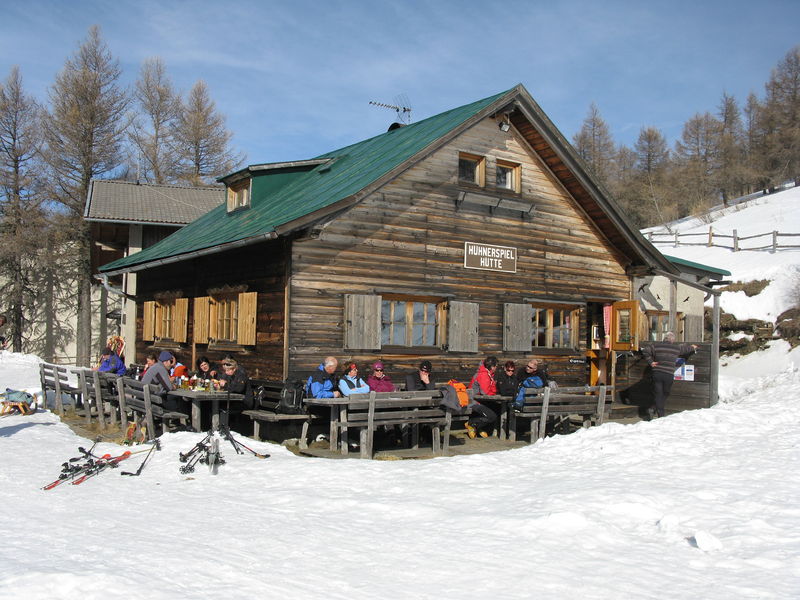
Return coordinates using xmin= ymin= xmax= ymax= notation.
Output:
xmin=1 ymin=0 xmax=798 ymax=167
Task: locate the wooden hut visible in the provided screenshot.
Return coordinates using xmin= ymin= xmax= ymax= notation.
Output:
xmin=97 ymin=84 xmax=725 ymax=407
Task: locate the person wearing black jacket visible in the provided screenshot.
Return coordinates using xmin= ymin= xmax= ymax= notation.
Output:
xmin=218 ymin=357 xmax=254 ymax=409
xmin=406 ymin=360 xmax=434 ymax=391
xmin=496 ymin=361 xmax=519 ymax=396
xmin=641 ymin=332 xmax=698 ymax=418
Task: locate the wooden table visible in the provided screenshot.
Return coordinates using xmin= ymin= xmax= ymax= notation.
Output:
xmin=168 ymin=389 xmax=243 ymax=432
xmin=473 ymin=394 xmax=514 ymax=439
xmin=304 ymin=393 xmax=446 ymax=455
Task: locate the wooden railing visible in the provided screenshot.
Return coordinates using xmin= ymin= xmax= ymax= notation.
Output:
xmin=646 ymin=228 xmax=800 ymax=252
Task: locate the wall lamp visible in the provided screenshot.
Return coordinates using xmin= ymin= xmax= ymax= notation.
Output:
xmin=498 ymin=113 xmax=511 ymax=132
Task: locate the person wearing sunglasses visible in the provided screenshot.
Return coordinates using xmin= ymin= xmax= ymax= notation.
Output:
xmin=496 ymin=360 xmax=519 ymax=397
xmin=367 ymin=361 xmax=395 ymax=392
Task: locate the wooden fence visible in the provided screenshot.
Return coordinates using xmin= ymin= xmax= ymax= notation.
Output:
xmin=646 ymin=228 xmax=800 ymax=252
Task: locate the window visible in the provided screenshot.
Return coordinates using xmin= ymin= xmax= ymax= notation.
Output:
xmin=343 ymin=294 xmax=478 ymax=352
xmin=458 ymin=152 xmax=485 ymax=186
xmin=227 ymin=179 xmax=251 ymax=212
xmin=381 ymin=299 xmax=443 ymax=347
xmin=532 ymin=304 xmax=580 ymax=349
xmin=495 ymin=160 xmax=520 ymax=193
xmin=193 ymin=291 xmax=257 ymax=346
xmin=647 ymin=311 xmax=684 ymax=341
xmin=142 ymin=297 xmax=188 ymax=343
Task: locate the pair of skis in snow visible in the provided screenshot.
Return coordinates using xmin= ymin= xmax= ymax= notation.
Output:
xmin=42 ymin=438 xmax=160 ymax=490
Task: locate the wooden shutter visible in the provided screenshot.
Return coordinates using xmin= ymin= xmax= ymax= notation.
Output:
xmin=344 ymin=294 xmax=381 ymax=350
xmin=448 ymin=301 xmax=479 ymax=353
xmin=173 ymin=298 xmax=189 ymax=343
xmin=237 ymin=291 xmax=257 ymax=346
xmin=193 ymin=297 xmax=211 ymax=343
xmin=610 ymin=300 xmax=645 ymax=351
xmin=208 ymin=298 xmax=219 ymax=342
xmin=503 ymin=303 xmax=533 ymax=352
xmin=142 ymin=301 xmax=155 ymax=341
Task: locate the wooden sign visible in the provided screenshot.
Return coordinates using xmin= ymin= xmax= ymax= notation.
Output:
xmin=463 ymin=242 xmax=517 ymax=273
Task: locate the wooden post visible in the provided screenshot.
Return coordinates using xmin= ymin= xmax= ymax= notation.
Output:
xmin=707 ymin=226 xmax=713 ymax=247
xmin=733 ymin=229 xmax=738 ymax=252
xmin=669 ymin=279 xmax=678 ymax=334
xmin=674 ymin=231 xmax=679 ymax=247
xmin=710 ymin=294 xmax=720 ymax=407
xmin=772 ymin=231 xmax=778 ymax=253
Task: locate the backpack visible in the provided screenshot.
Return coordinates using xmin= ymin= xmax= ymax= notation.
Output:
xmin=1 ymin=388 xmax=36 ymax=416
xmin=278 ymin=379 xmax=306 ymax=414
xmin=439 ymin=380 xmax=472 ymax=415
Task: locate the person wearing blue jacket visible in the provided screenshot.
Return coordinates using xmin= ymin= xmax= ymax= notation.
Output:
xmin=513 ymin=359 xmax=554 ymax=410
xmin=97 ymin=346 xmax=126 ymax=376
xmin=306 ymin=356 xmax=342 ymax=398
xmin=338 ymin=363 xmax=371 ymax=396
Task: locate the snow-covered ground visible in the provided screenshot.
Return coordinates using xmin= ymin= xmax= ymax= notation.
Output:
xmin=1 ymin=191 xmax=800 ymax=599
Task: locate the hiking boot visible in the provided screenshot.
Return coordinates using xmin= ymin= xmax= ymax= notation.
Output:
xmin=479 ymin=431 xmax=489 ymax=438
xmin=465 ymin=422 xmax=477 ymax=439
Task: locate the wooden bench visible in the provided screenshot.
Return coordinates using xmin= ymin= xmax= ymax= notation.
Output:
xmin=241 ymin=379 xmax=319 ymax=446
xmin=330 ymin=390 xmax=457 ymax=458
xmin=508 ymin=385 xmax=609 ymax=442
xmin=73 ymin=368 xmax=120 ymax=429
xmin=116 ymin=377 xmax=189 ymax=440
xmin=39 ymin=362 xmax=81 ymax=416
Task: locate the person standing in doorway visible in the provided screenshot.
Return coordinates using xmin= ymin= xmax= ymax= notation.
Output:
xmin=641 ymin=332 xmax=698 ymax=419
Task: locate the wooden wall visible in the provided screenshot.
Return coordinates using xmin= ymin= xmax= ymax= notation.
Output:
xmin=134 ymin=240 xmax=287 ymax=379
xmin=287 ymin=117 xmax=632 ymax=383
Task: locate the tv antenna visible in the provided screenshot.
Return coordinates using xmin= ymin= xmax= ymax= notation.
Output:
xmin=369 ymin=94 xmax=412 ymax=125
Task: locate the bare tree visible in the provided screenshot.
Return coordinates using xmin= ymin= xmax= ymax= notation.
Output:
xmin=762 ymin=46 xmax=800 ymax=185
xmin=572 ymin=102 xmax=616 ymax=187
xmin=130 ymin=57 xmax=180 ymax=183
xmin=172 ymin=80 xmax=243 ymax=185
xmin=41 ymin=25 xmax=129 ymax=366
xmin=0 ymin=66 xmax=44 ymax=352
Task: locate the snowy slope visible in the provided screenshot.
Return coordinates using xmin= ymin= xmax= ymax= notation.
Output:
xmin=647 ymin=186 xmax=800 ymax=321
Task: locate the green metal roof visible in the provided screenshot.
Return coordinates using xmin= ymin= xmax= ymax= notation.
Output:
xmin=100 ymin=88 xmax=513 ymax=274
xmin=663 ymin=254 xmax=731 ymax=277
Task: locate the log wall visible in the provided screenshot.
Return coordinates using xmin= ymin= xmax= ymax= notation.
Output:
xmin=287 ymin=117 xmax=632 ymax=383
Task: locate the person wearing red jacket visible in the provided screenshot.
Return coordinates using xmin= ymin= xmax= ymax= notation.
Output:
xmin=465 ymin=356 xmax=498 ymax=438
xmin=367 ymin=361 xmax=395 ymax=392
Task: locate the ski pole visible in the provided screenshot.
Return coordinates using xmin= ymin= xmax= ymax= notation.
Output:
xmin=121 ymin=439 xmax=161 ymax=477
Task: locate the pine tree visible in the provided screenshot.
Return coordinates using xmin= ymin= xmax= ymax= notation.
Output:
xmin=0 ymin=66 xmax=44 ymax=352
xmin=715 ymin=92 xmax=747 ymax=203
xmin=130 ymin=57 xmax=181 ymax=184
xmin=40 ymin=25 xmax=129 ymax=366
xmin=762 ymin=46 xmax=800 ymax=185
xmin=674 ymin=112 xmax=721 ymax=215
xmin=572 ymin=102 xmax=616 ymax=187
xmin=172 ymin=80 xmax=243 ymax=185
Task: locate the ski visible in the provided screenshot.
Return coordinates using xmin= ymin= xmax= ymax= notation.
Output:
xmin=71 ymin=451 xmax=132 ymax=485
xmin=220 ymin=425 xmax=269 ymax=459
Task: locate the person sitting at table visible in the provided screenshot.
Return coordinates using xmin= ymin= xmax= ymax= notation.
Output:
xmin=170 ymin=354 xmax=189 ymax=380
xmin=96 ymin=346 xmax=126 ymax=376
xmin=141 ymin=350 xmax=182 ymax=409
xmin=218 ymin=357 xmax=254 ymax=409
xmin=406 ymin=360 xmax=434 ymax=391
xmin=461 ymin=356 xmax=498 ymax=438
xmin=367 ymin=361 xmax=395 ymax=392
xmin=513 ymin=358 xmax=556 ymax=411
xmin=338 ymin=362 xmax=371 ymax=396
xmin=195 ymin=356 xmax=218 ymax=381
xmin=141 ymin=352 xmax=158 ymax=377
xmin=496 ymin=360 xmax=519 ymax=397
xmin=307 ymin=356 xmax=341 ymax=398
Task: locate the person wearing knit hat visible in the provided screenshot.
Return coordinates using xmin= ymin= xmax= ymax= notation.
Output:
xmin=142 ymin=350 xmax=177 ymax=399
xmin=97 ymin=346 xmax=126 ymax=376
xmin=406 ymin=360 xmax=435 ymax=391
xmin=338 ymin=362 xmax=370 ymax=396
xmin=367 ymin=361 xmax=395 ymax=393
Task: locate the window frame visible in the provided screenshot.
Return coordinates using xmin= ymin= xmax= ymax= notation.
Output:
xmin=495 ymin=159 xmax=521 ymax=193
xmin=646 ymin=310 xmax=684 ymax=341
xmin=227 ymin=178 xmax=251 ymax=212
xmin=531 ymin=302 xmax=581 ymax=350
xmin=458 ymin=152 xmax=486 ymax=187
xmin=380 ymin=295 xmax=447 ymax=350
